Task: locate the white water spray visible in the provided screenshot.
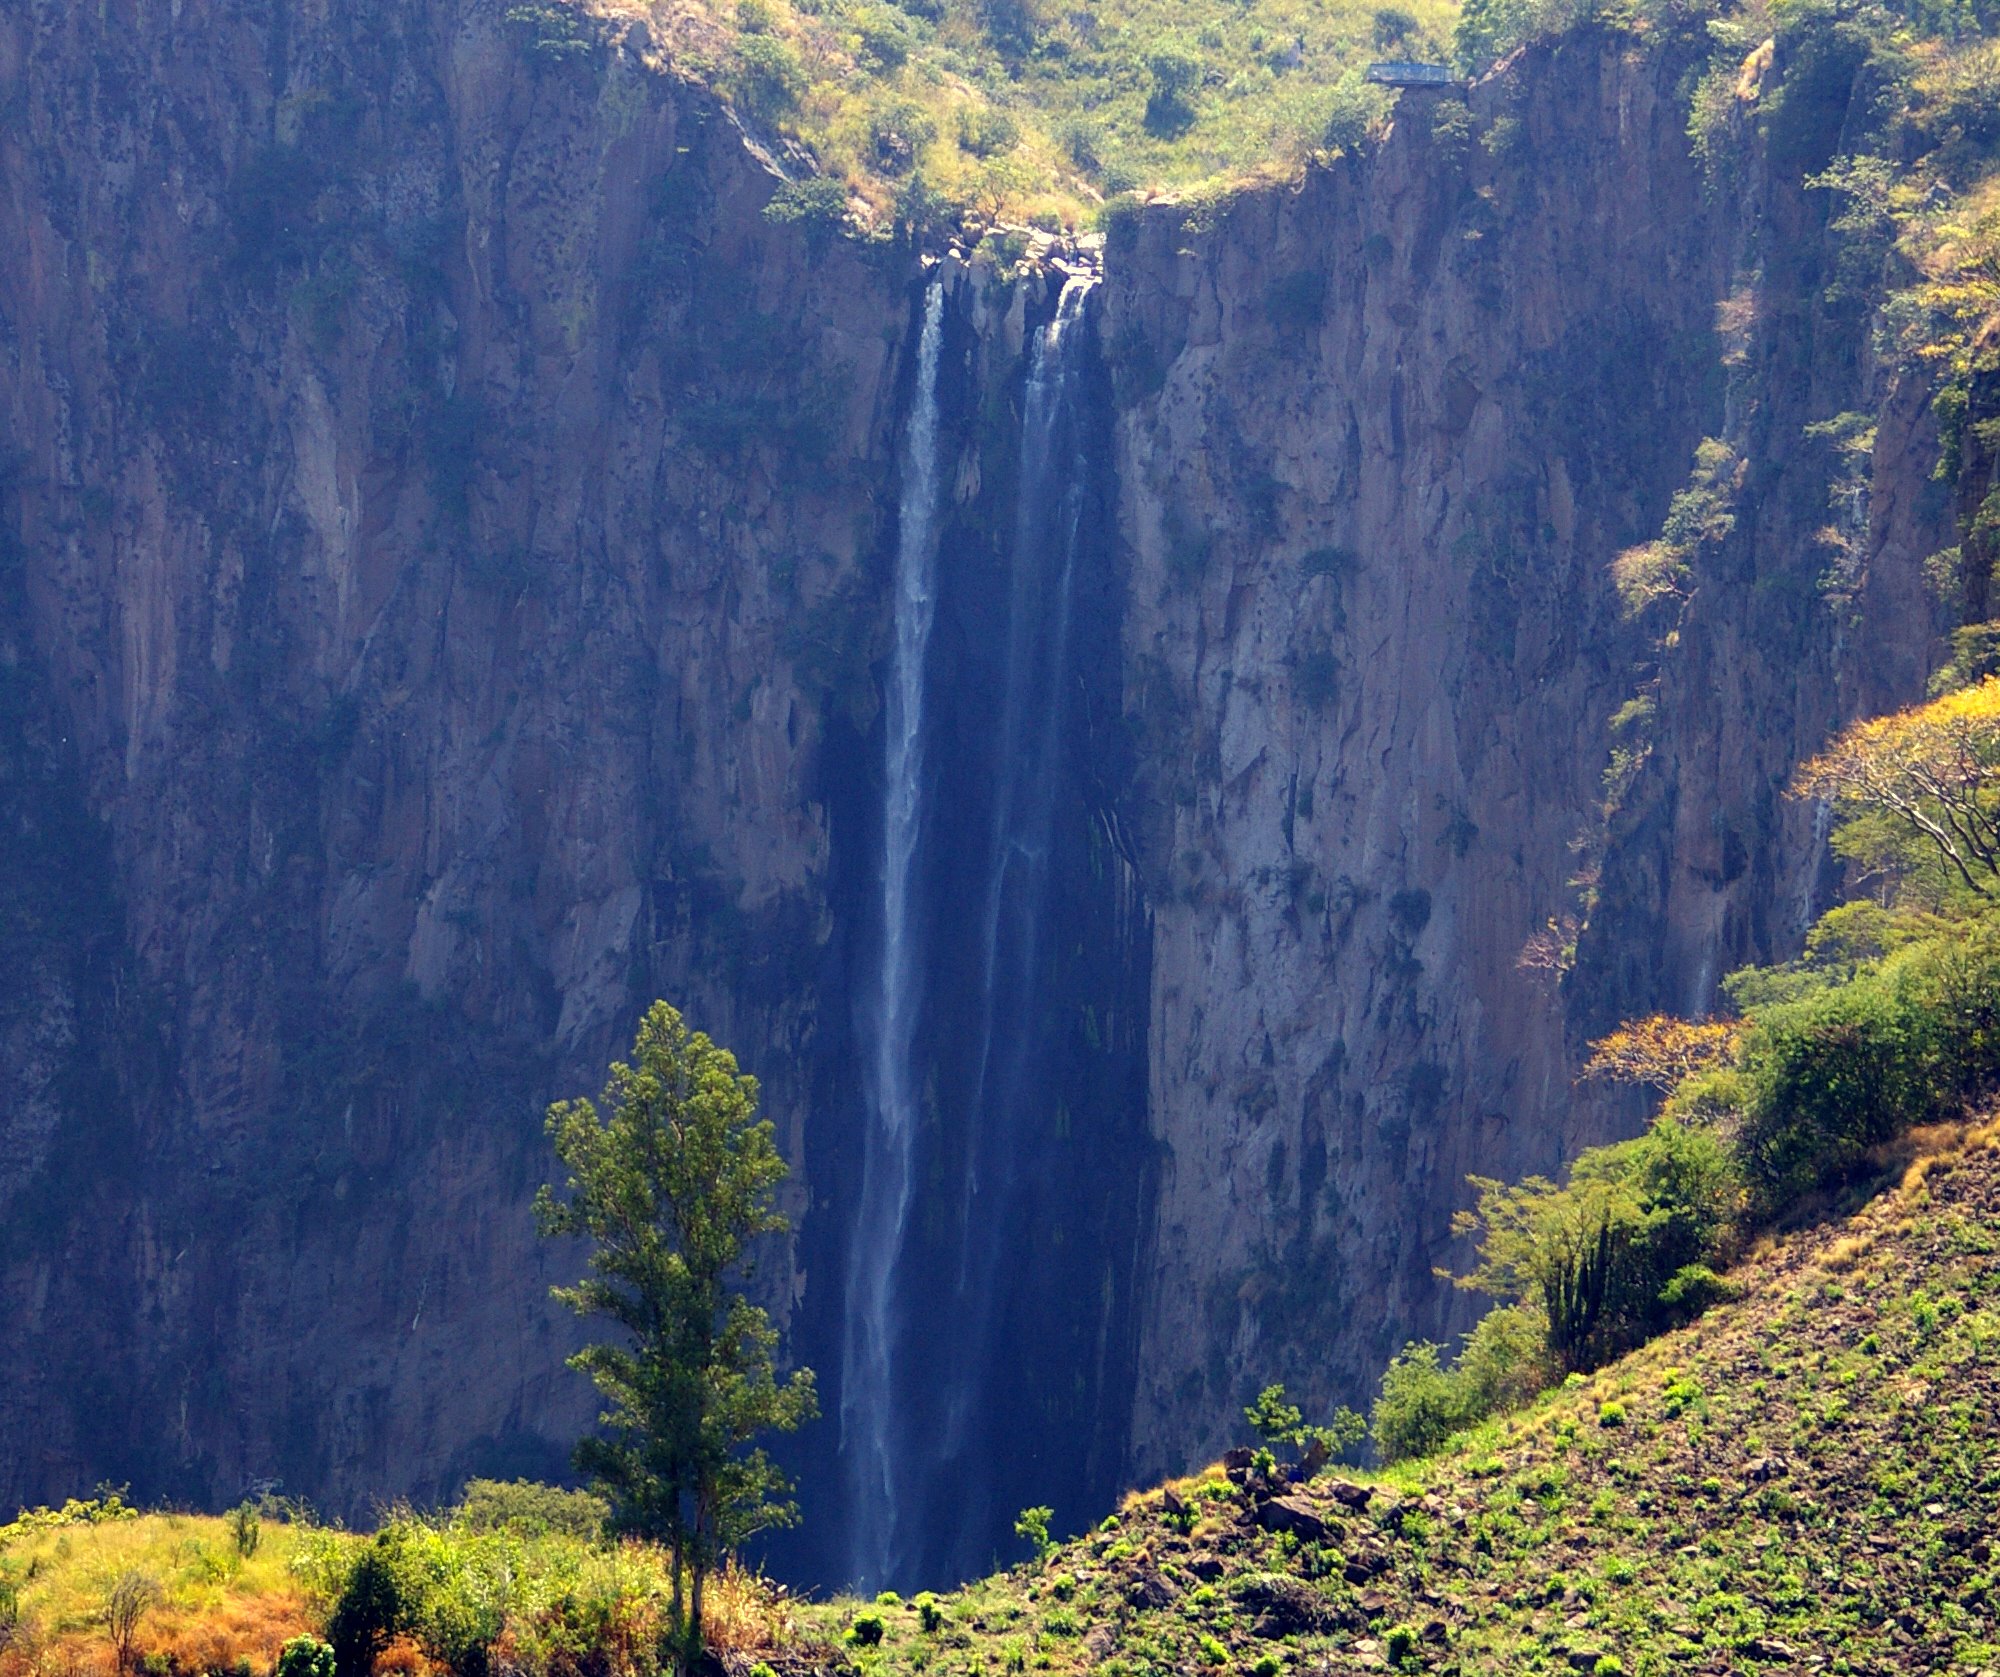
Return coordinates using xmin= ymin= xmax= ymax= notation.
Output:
xmin=842 ymin=277 xmax=947 ymax=1591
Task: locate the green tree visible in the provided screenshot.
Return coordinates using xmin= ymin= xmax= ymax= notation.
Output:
xmin=1013 ymin=1505 xmax=1054 ymax=1562
xmin=1450 ymin=1120 xmax=1738 ymax=1371
xmin=537 ymin=1002 xmax=818 ymax=1656
xmin=1243 ymin=1383 xmax=1364 ymax=1472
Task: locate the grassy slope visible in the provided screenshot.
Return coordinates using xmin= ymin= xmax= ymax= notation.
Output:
xmin=803 ymin=1120 xmax=2000 ymax=1675
xmin=0 ymin=1514 xmax=326 ymax=1675
xmin=586 ymin=0 xmax=1456 ymax=224
xmin=7 ymin=1127 xmax=2000 ymax=1676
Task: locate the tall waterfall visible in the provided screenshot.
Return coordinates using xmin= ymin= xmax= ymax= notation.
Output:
xmin=842 ymin=277 xmax=947 ymax=1591
xmin=946 ymin=274 xmax=1099 ymax=1447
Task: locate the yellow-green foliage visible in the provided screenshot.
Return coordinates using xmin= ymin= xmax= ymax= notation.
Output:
xmin=0 ymin=1507 xmax=330 ymax=1677
xmin=585 ymin=0 xmax=1453 ymax=222
xmin=0 ymin=1503 xmax=812 ymax=1677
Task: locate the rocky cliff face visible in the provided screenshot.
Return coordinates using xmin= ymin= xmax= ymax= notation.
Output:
xmin=0 ymin=0 xmax=1958 ymax=1590
xmin=0 ymin=0 xmax=907 ymax=1513
xmin=1102 ymin=24 xmax=1950 ymax=1476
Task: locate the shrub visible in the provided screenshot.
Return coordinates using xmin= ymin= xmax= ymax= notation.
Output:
xmin=730 ymin=35 xmax=807 ymax=121
xmin=1452 ymin=1119 xmax=1739 ymax=1372
xmin=451 ymin=1480 xmax=606 ymax=1540
xmin=763 ymin=178 xmax=851 ymax=251
xmin=1385 ymin=1623 xmax=1418 ymax=1660
xmin=1372 ymin=1342 xmax=1473 ymax=1462
xmin=957 ymin=104 xmax=1020 ymax=157
xmin=327 ymin=1544 xmax=409 ymax=1677
xmin=276 ymin=1637 xmax=337 ymax=1677
xmin=228 ymin=1502 xmax=261 ymax=1558
xmin=1144 ymin=44 xmax=1202 ymax=136
xmin=1321 ymin=69 xmax=1389 ymax=153
xmin=1014 ymin=1506 xmax=1054 ymax=1561
xmin=1734 ymin=927 xmax=2000 ymax=1211
xmin=1597 ymin=1401 xmax=1627 ymax=1429
xmin=914 ymin=1591 xmax=944 ymax=1632
xmin=505 ymin=3 xmax=595 ymax=63
xmin=1453 ymin=1302 xmax=1551 ymax=1415
xmin=848 ymin=1610 xmax=887 ymax=1646
xmin=106 ymin=1572 xmax=161 ymax=1674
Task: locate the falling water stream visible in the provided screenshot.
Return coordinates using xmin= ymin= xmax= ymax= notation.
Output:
xmin=842 ymin=278 xmax=947 ymax=1591
xmin=946 ymin=273 xmax=1098 ymax=1449
xmin=839 ymin=269 xmax=1114 ymax=1591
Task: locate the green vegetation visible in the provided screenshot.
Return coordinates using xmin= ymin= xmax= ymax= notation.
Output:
xmin=572 ymin=0 xmax=1450 ymax=224
xmin=536 ymin=1001 xmax=818 ymax=1653
xmin=780 ymin=1127 xmax=2000 ymax=1670
xmin=1371 ymin=675 xmax=2000 ymax=1466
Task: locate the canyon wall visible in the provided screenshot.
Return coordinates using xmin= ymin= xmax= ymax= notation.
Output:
xmin=0 ymin=0 xmax=908 ymax=1515
xmin=0 ymin=0 xmax=1955 ymax=1588
xmin=1102 ymin=23 xmax=1949 ymax=1477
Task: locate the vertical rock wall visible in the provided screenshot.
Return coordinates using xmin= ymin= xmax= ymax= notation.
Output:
xmin=1104 ymin=28 xmax=1950 ymax=1472
xmin=0 ymin=0 xmax=908 ymax=1513
xmin=0 ymin=0 xmax=1963 ymax=1579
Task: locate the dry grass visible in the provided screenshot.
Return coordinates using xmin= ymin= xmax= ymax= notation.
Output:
xmin=0 ymin=1514 xmax=325 ymax=1677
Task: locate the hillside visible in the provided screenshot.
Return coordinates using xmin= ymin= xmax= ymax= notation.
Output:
xmin=564 ymin=0 xmax=1452 ymax=224
xmin=799 ymin=1121 xmax=2000 ymax=1674
xmin=7 ymin=1126 xmax=1997 ymax=1677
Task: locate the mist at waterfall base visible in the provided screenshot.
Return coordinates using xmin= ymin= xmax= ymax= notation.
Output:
xmin=773 ymin=274 xmax=1155 ymax=1595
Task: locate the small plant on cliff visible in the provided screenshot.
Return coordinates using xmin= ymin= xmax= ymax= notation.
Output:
xmin=538 ymin=1002 xmax=818 ymax=1656
xmin=1243 ymin=1383 xmax=1365 ymax=1474
xmin=1013 ymin=1506 xmax=1055 ymax=1563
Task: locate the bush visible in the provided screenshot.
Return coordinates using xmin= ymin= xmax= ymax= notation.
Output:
xmin=1453 ymin=1119 xmax=1739 ymax=1372
xmin=105 ymin=1573 xmax=161 ymax=1674
xmin=1144 ymin=44 xmax=1202 ymax=136
xmin=762 ymin=177 xmax=851 ymax=250
xmin=327 ymin=1545 xmax=408 ymax=1677
xmin=228 ymin=1502 xmax=260 ymax=1558
xmin=848 ymin=1610 xmax=886 ymax=1646
xmin=957 ymin=104 xmax=1020 ymax=157
xmin=1372 ymin=1342 xmax=1474 ymax=1462
xmin=1013 ymin=1505 xmax=1054 ymax=1561
xmin=276 ymin=1637 xmax=336 ymax=1677
xmin=914 ymin=1592 xmax=944 ymax=1632
xmin=451 ymin=1480 xmax=607 ymax=1541
xmin=1453 ymin=1302 xmax=1551 ymax=1415
xmin=1735 ymin=928 xmax=2000 ymax=1212
xmin=730 ymin=35 xmax=807 ymax=121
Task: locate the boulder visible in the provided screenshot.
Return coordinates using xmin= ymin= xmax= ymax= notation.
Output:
xmin=1255 ymin=1497 xmax=1329 ymax=1541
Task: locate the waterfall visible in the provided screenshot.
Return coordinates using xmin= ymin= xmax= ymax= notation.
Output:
xmin=842 ymin=277 xmax=947 ymax=1593
xmin=945 ymin=272 xmax=1098 ymax=1452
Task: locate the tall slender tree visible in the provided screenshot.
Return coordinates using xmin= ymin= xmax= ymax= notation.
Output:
xmin=537 ymin=1002 xmax=817 ymax=1654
